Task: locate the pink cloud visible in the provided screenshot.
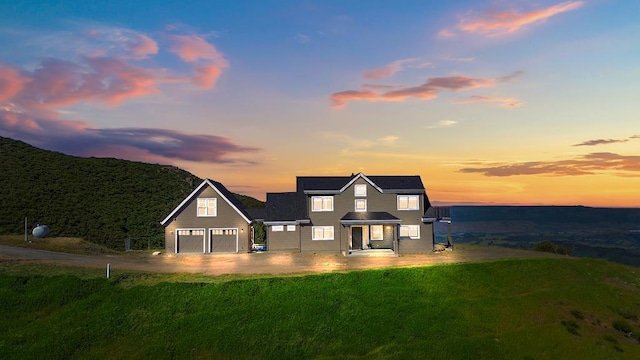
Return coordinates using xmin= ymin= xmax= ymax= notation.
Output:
xmin=330 ymin=90 xmax=378 ymax=109
xmin=460 ymin=152 xmax=640 ymax=177
xmin=192 ymin=64 xmax=223 ymax=89
xmin=362 ymin=58 xmax=417 ymax=80
xmin=0 ymin=28 xmax=256 ymax=165
xmin=13 ymin=57 xmax=159 ymax=117
xmin=167 ymin=34 xmax=228 ymax=89
xmin=454 ymin=95 xmax=524 ymax=108
xmin=168 ymin=34 xmax=226 ymax=63
xmin=331 ymin=73 xmax=514 ymax=109
xmin=127 ymin=33 xmax=159 ymax=59
xmin=458 ymin=1 xmax=584 ymax=36
xmin=437 ymin=29 xmax=456 ymax=39
xmin=0 ymin=65 xmax=27 ymax=103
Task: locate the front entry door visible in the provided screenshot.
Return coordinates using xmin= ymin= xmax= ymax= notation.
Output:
xmin=352 ymin=227 xmax=363 ymax=250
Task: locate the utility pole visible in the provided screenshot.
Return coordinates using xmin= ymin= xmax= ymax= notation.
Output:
xmin=24 ymin=217 xmax=27 ymax=242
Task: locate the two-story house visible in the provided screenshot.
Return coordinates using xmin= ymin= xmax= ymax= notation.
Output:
xmin=264 ymin=173 xmax=436 ymax=255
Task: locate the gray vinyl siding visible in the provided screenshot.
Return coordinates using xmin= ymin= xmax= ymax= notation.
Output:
xmin=301 ymin=225 xmax=343 ymax=253
xmin=267 ymin=226 xmax=300 ymax=252
xmin=164 ymin=186 xmax=250 ymax=253
xmin=398 ymin=223 xmax=434 ymax=254
xmin=306 ymin=178 xmax=433 ymax=254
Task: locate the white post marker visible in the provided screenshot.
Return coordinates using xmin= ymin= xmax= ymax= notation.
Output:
xmin=106 ymin=263 xmax=110 ymax=279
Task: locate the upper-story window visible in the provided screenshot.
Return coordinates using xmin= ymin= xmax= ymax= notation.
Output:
xmin=354 ymin=184 xmax=367 ymax=197
xmin=397 ymin=195 xmax=419 ymax=211
xmin=354 ymin=199 xmax=367 ymax=212
xmin=311 ymin=196 xmax=334 ymax=212
xmin=197 ymin=198 xmax=217 ymax=216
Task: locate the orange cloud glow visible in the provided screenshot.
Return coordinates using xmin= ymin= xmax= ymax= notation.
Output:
xmin=362 ymin=58 xmax=417 ymax=80
xmin=331 ymin=74 xmax=516 ymax=109
xmin=454 ymin=95 xmax=524 ymax=108
xmin=458 ymin=1 xmax=584 ymax=36
xmin=460 ymin=152 xmax=640 ymax=177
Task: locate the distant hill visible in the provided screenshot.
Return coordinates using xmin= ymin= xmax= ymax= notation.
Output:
xmin=442 ymin=206 xmax=640 ymax=266
xmin=0 ymin=137 xmax=264 ymax=249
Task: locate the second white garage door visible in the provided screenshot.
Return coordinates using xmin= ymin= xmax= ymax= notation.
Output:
xmin=209 ymin=228 xmax=238 ymax=253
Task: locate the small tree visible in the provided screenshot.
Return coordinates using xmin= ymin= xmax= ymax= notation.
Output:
xmin=253 ymin=222 xmax=266 ymax=243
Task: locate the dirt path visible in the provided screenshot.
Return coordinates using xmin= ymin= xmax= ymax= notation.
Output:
xmin=0 ymin=244 xmax=566 ymax=276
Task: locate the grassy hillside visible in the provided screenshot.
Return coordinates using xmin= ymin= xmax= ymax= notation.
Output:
xmin=0 ymin=137 xmax=264 ymax=249
xmin=1 ymin=258 xmax=639 ymax=359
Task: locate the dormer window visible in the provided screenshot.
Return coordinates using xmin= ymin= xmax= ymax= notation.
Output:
xmin=354 ymin=184 xmax=367 ymax=197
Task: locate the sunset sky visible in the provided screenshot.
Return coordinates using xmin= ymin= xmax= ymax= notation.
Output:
xmin=1 ymin=1 xmax=638 ymax=207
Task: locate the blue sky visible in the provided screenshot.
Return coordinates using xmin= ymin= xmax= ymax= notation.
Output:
xmin=1 ymin=1 xmax=639 ymax=206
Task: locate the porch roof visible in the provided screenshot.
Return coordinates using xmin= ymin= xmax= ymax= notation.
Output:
xmin=340 ymin=212 xmax=402 ymax=225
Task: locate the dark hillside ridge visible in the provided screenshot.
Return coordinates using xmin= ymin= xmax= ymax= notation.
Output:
xmin=0 ymin=137 xmax=264 ymax=249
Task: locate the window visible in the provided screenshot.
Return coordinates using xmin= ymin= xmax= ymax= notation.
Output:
xmin=354 ymin=184 xmax=367 ymax=197
xmin=272 ymin=225 xmax=284 ymax=232
xmin=211 ymin=229 xmax=237 ymax=235
xmin=397 ymin=195 xmax=419 ymax=210
xmin=370 ymin=225 xmax=383 ymax=240
xmin=354 ymin=199 xmax=367 ymax=212
xmin=286 ymin=225 xmax=296 ymax=232
xmin=399 ymin=225 xmax=420 ymax=239
xmin=197 ymin=198 xmax=217 ymax=216
xmin=311 ymin=196 xmax=334 ymax=212
xmin=312 ymin=226 xmax=334 ymax=240
xmin=177 ymin=229 xmax=204 ymax=236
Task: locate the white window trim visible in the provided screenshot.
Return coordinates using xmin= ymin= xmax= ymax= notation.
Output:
xmin=397 ymin=195 xmax=420 ymax=211
xmin=311 ymin=196 xmax=334 ymax=212
xmin=354 ymin=184 xmax=367 ymax=197
xmin=286 ymin=225 xmax=296 ymax=232
xmin=312 ymin=226 xmax=334 ymax=240
xmin=197 ymin=198 xmax=217 ymax=217
xmin=370 ymin=225 xmax=383 ymax=240
xmin=400 ymin=225 xmax=420 ymax=239
xmin=272 ymin=225 xmax=284 ymax=232
xmin=354 ymin=199 xmax=367 ymax=212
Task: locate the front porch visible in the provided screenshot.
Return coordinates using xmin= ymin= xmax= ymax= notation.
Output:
xmin=347 ymin=248 xmax=396 ymax=257
xmin=340 ymin=212 xmax=402 ymax=254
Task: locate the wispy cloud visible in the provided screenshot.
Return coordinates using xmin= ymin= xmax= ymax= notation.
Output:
xmin=0 ymin=25 xmax=256 ymax=165
xmin=331 ymin=71 xmax=521 ymax=109
xmin=362 ymin=58 xmax=417 ymax=80
xmin=454 ymin=95 xmax=524 ymax=108
xmin=573 ymin=138 xmax=628 ymax=146
xmin=457 ymin=1 xmax=584 ymax=37
xmin=362 ymin=58 xmax=432 ymax=80
xmin=293 ymin=33 xmax=311 ymax=43
xmin=426 ymin=120 xmax=458 ymax=129
xmin=439 ymin=1 xmax=583 ymax=39
xmin=459 ymin=152 xmax=640 ymax=177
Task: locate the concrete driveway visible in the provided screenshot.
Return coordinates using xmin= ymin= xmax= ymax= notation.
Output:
xmin=0 ymin=244 xmax=564 ymax=276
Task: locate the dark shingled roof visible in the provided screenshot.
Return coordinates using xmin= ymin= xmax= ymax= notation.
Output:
xmin=340 ymin=212 xmax=401 ymax=222
xmin=265 ymin=192 xmax=308 ymax=222
xmin=423 ymin=206 xmax=451 ymax=219
xmin=297 ymin=173 xmax=426 ymax=192
xmin=296 ymin=176 xmax=352 ymax=192
xmin=207 ymin=179 xmax=255 ymax=221
xmin=247 ymin=208 xmax=266 ymax=221
xmin=367 ymin=175 xmax=424 ymax=190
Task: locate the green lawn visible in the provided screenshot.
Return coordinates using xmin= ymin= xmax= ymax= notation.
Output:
xmin=1 ymin=258 xmax=639 ymax=359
